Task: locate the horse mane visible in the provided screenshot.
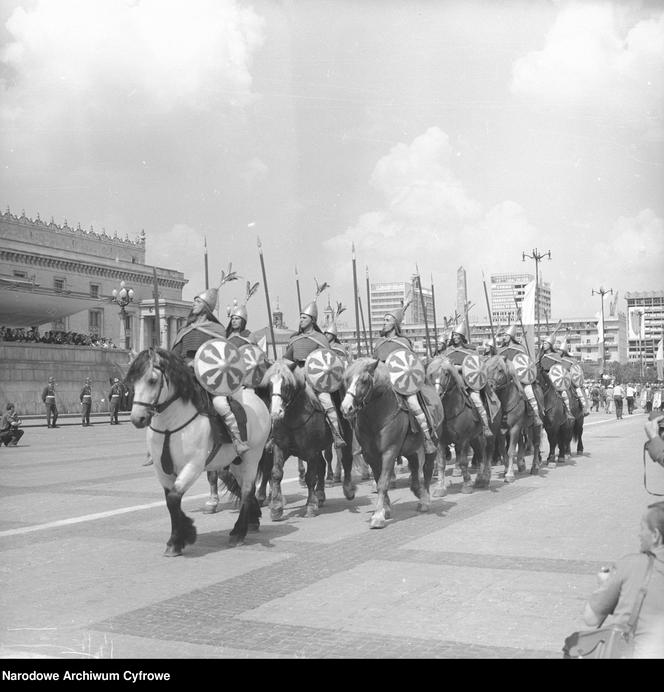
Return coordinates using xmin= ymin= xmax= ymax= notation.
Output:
xmin=125 ymin=348 xmax=198 ymax=403
xmin=344 ymin=357 xmax=391 ymax=392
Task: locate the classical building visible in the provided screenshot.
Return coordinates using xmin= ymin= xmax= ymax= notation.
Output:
xmin=0 ymin=207 xmax=190 ymax=350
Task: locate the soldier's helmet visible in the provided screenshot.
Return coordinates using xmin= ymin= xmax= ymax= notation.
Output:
xmin=196 ymin=287 xmax=219 ymax=313
xmin=385 ymin=306 xmax=405 ymax=327
xmin=229 ymin=302 xmax=248 ymax=322
xmin=503 ymin=324 xmax=520 ymax=343
xmin=452 ymin=319 xmax=470 ymax=343
xmin=542 ymin=333 xmax=556 ymax=350
xmin=113 ymin=377 xmax=120 ymax=383
xmin=48 ymin=376 xmax=55 ymax=383
xmin=557 ymin=338 xmax=570 ymax=355
xmin=85 ymin=377 xmax=91 ymax=383
xmin=324 ymin=321 xmax=338 ymax=338
xmin=301 ymin=301 xmax=318 ymax=322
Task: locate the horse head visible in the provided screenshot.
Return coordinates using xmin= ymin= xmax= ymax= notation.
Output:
xmin=125 ymin=347 xmax=196 ymax=428
xmin=425 ymin=356 xmax=455 ymax=398
xmin=341 ymin=357 xmax=382 ymax=418
xmin=484 ymin=354 xmax=510 ymax=392
xmin=262 ymin=358 xmax=304 ymax=422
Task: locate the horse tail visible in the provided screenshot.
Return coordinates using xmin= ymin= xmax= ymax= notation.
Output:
xmin=218 ymin=467 xmax=243 ymax=502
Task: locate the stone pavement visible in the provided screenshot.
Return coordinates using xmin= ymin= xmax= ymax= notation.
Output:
xmin=0 ymin=410 xmax=659 ymax=660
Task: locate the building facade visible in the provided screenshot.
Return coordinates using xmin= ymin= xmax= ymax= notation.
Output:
xmin=0 ymin=207 xmax=190 ymax=351
xmin=624 ymin=291 xmax=664 ymax=368
xmin=490 ymin=272 xmax=551 ymax=325
xmin=368 ymin=276 xmax=434 ymax=334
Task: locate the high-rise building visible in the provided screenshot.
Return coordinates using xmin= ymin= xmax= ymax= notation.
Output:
xmin=490 ymin=272 xmax=551 ymax=326
xmin=368 ymin=275 xmax=433 ymax=332
xmin=624 ymin=291 xmax=664 ymax=368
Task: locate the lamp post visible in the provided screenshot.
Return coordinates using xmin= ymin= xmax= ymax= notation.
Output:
xmin=522 ymin=248 xmax=551 ymax=344
xmin=592 ymin=286 xmax=613 ymax=376
xmin=112 ymin=280 xmax=134 ymax=349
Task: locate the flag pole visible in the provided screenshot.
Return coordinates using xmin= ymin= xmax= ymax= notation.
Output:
xmin=152 ymin=266 xmax=161 ymax=348
xmin=415 ymin=265 xmax=432 ymax=357
xmin=352 ymin=244 xmax=362 ymax=357
xmin=358 ymin=295 xmax=370 ymax=357
xmin=482 ymin=270 xmax=495 ymax=348
xmin=366 ymin=266 xmax=373 ymax=353
xmin=257 ymin=236 xmax=278 ymax=360
xmin=204 ymin=236 xmax=209 ymax=290
xmin=294 ymin=265 xmax=302 ymax=314
xmin=430 ymin=274 xmax=438 ymax=349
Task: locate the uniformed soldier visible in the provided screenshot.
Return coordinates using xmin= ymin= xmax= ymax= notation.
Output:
xmin=538 ymin=334 xmax=574 ymax=420
xmin=497 ymin=324 xmax=543 ymax=426
xmin=445 ymin=320 xmax=493 ymax=436
xmin=372 ymin=304 xmax=439 ymax=453
xmin=558 ymin=338 xmax=590 ymax=416
xmin=41 ymin=376 xmax=58 ymax=428
xmin=323 ymin=321 xmax=351 ymax=362
xmin=109 ymin=377 xmax=124 ymax=424
xmin=80 ymin=377 xmax=92 ymax=426
xmin=435 ymin=328 xmax=452 ymax=356
xmin=171 ymin=286 xmax=250 ymax=456
xmin=284 ymin=301 xmax=346 ymax=449
xmin=225 ymin=301 xmax=259 ymax=349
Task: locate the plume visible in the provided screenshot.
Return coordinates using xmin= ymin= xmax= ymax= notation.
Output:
xmin=401 ymin=291 xmax=413 ymax=313
xmin=219 ymin=262 xmax=240 ymax=288
xmin=335 ymin=301 xmax=346 ymax=318
xmin=314 ymin=277 xmax=330 ymax=298
xmin=245 ymin=280 xmax=260 ymax=302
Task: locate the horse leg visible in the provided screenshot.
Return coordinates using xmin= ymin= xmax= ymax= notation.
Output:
xmin=409 ymin=448 xmax=431 ymax=512
xmin=203 ymin=470 xmax=221 ymax=514
xmin=302 ymin=456 xmax=320 ymax=518
xmin=315 ymin=453 xmax=327 ymax=508
xmin=370 ymin=447 xmax=398 ymax=529
xmin=324 ymin=445 xmax=334 ymax=482
xmin=230 ymin=484 xmax=259 ymax=547
xmin=433 ymin=446 xmax=447 ymax=498
xmin=473 ymin=434 xmax=492 ymax=489
xmin=255 ymin=448 xmax=272 ymax=507
xmin=454 ymin=440 xmax=473 ymax=494
xmin=340 ymin=434 xmax=357 ymax=501
xmin=530 ymin=424 xmax=543 ymax=475
xmin=164 ymin=488 xmax=197 ymax=557
xmin=516 ymin=427 xmax=527 ymax=474
xmin=269 ymin=445 xmax=286 ymax=521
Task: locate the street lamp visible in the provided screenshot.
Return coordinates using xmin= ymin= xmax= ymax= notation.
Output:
xmin=592 ymin=286 xmax=613 ymax=376
xmin=522 ymin=248 xmax=551 ymax=345
xmin=112 ymin=280 xmax=134 ymax=349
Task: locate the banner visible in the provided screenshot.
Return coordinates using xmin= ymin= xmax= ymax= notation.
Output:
xmin=627 ymin=307 xmax=645 ymax=340
xmin=519 ymin=279 xmax=536 ymax=356
xmin=657 ymin=338 xmax=664 ymax=381
xmin=595 ymin=310 xmax=604 ymax=344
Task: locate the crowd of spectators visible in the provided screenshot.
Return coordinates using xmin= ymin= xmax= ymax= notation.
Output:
xmin=0 ymin=326 xmax=118 ymax=349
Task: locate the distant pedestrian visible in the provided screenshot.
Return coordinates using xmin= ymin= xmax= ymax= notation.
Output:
xmin=41 ymin=376 xmax=58 ymax=428
xmin=80 ymin=377 xmax=92 ymax=426
xmin=646 ymin=385 xmax=654 ymax=414
xmin=613 ymin=383 xmax=625 ymax=420
xmin=108 ymin=377 xmax=124 ymax=424
xmin=0 ymin=403 xmax=24 ymax=446
xmin=605 ymin=383 xmax=614 ymax=414
xmin=626 ymin=383 xmax=636 ymax=415
xmin=590 ymin=383 xmax=600 ymax=412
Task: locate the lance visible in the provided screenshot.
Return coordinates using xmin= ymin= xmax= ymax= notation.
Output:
xmin=512 ymin=294 xmax=531 ymax=358
xmin=415 ymin=265 xmax=432 ymax=357
xmin=351 ymin=244 xmax=362 ymax=357
xmin=358 ymin=295 xmax=370 ymax=357
xmin=365 ymin=265 xmax=373 ymax=353
xmin=482 ymin=270 xmax=495 ymax=348
xmin=294 ymin=265 xmax=302 ymax=314
xmin=257 ymin=236 xmax=278 ymax=360
xmin=430 ymin=274 xmax=438 ymax=348
xmin=203 ymin=235 xmax=209 ymax=290
xmin=152 ymin=266 xmax=161 ymax=348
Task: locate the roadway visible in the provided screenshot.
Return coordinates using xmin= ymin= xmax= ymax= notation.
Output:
xmin=0 ymin=408 xmax=661 ymax=661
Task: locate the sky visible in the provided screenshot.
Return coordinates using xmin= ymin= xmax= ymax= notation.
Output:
xmin=1 ymin=0 xmax=662 ymax=330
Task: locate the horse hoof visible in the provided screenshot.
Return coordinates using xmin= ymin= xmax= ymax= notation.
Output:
xmin=343 ymin=485 xmax=356 ymax=501
xmin=530 ymin=467 xmax=540 ymax=476
xmin=305 ymin=508 xmax=318 ymax=518
xmin=229 ymin=535 xmax=245 ymax=547
xmin=547 ymin=462 xmax=557 ymax=469
xmin=202 ymin=502 xmax=219 ymax=514
xmin=461 ymin=483 xmax=474 ymax=494
xmin=433 ymin=485 xmax=447 ymax=498
xmin=248 ymin=523 xmax=260 ymax=532
xmin=416 ymin=502 xmax=430 ymax=513
xmin=270 ymin=509 xmax=284 ymax=522
xmin=504 ymin=474 xmax=515 ymax=484
xmin=452 ymin=467 xmax=462 ymax=477
xmin=370 ymin=517 xmax=386 ymax=529
xmin=163 ymin=545 xmax=182 ymax=557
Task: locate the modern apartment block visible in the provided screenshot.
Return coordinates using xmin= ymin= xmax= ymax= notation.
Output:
xmin=367 ymin=276 xmax=434 ymax=334
xmin=624 ymin=291 xmax=664 ymax=367
xmin=490 ymin=272 xmax=551 ymax=325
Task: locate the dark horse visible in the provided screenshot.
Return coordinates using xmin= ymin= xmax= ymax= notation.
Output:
xmin=534 ymin=366 xmax=573 ymax=464
xmin=260 ymin=360 xmax=356 ymax=520
xmin=426 ymin=356 xmax=494 ymax=495
xmin=126 ymin=348 xmax=271 ymax=555
xmin=484 ymin=355 xmax=542 ymax=480
xmin=340 ymin=358 xmax=444 ymax=529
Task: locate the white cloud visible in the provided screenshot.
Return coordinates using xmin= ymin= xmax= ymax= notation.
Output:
xmin=239 ymin=157 xmax=268 ymax=188
xmin=511 ymin=3 xmax=664 ymax=129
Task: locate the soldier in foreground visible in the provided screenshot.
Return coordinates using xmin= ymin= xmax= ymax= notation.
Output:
xmin=109 ymin=377 xmax=124 ymax=424
xmin=80 ymin=377 xmax=92 ymax=426
xmin=41 ymin=376 xmax=58 ymax=428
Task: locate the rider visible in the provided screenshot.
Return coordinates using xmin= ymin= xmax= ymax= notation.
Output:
xmin=171 ymin=286 xmax=250 ymax=456
xmin=323 ymin=321 xmax=351 ymax=362
xmin=496 ymin=324 xmax=544 ymax=427
xmin=537 ymin=334 xmax=574 ymax=421
xmin=284 ymin=301 xmax=346 ymax=450
xmin=225 ymin=301 xmax=259 ymax=349
xmin=435 ymin=328 xmax=452 ymax=357
xmin=558 ymin=338 xmax=590 ymax=416
xmin=445 ymin=320 xmax=493 ymax=437
xmin=372 ymin=305 xmax=439 ymax=454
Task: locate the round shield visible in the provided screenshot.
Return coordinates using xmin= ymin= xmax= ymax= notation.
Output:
xmin=304 ymin=348 xmax=345 ymax=393
xmin=549 ymin=363 xmax=571 ymax=392
xmin=239 ymin=343 xmax=269 ymax=388
xmin=461 ymin=353 xmax=487 ymax=391
xmin=512 ymin=352 xmax=536 ymax=385
xmin=194 ymin=338 xmax=244 ymax=396
xmin=569 ymin=362 xmax=584 ymax=387
xmin=386 ymin=348 xmax=425 ymax=395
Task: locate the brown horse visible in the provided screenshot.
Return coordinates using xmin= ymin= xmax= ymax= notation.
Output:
xmin=340 ymin=358 xmax=444 ymax=529
xmin=425 ymin=356 xmax=494 ymax=495
xmin=484 ymin=355 xmax=542 ymax=480
xmin=260 ymin=360 xmax=355 ymax=520
xmin=535 ymin=366 xmax=573 ymax=465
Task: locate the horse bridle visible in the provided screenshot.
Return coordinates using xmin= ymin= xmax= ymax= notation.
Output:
xmin=132 ymin=358 xmax=180 ymax=415
xmin=346 ymin=374 xmax=374 ymax=412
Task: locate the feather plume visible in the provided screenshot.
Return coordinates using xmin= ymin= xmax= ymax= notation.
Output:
xmin=335 ymin=301 xmax=346 ymax=318
xmin=401 ymin=291 xmax=413 ymax=313
xmin=314 ymin=277 xmax=330 ymax=298
xmin=219 ymin=262 xmax=240 ymax=288
xmin=245 ymin=280 xmax=260 ymax=302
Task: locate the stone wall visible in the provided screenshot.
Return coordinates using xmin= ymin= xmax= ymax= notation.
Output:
xmin=0 ymin=342 xmax=134 ymax=415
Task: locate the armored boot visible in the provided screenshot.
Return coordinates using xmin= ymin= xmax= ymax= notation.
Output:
xmin=412 ymin=408 xmax=438 ymax=454
xmin=324 ymin=406 xmax=347 ymax=449
xmin=524 ymin=384 xmax=544 ymax=427
xmin=470 ymin=391 xmax=493 ymax=437
xmin=560 ymin=390 xmax=575 ymax=422
xmin=575 ymin=387 xmax=590 ymax=417
xmin=213 ymin=396 xmax=250 ymax=456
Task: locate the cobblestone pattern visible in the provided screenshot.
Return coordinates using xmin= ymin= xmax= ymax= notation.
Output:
xmin=93 ymin=484 xmax=558 ymax=658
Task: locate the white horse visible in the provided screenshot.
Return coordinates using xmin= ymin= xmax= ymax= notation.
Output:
xmin=126 ymin=347 xmax=271 ymax=556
